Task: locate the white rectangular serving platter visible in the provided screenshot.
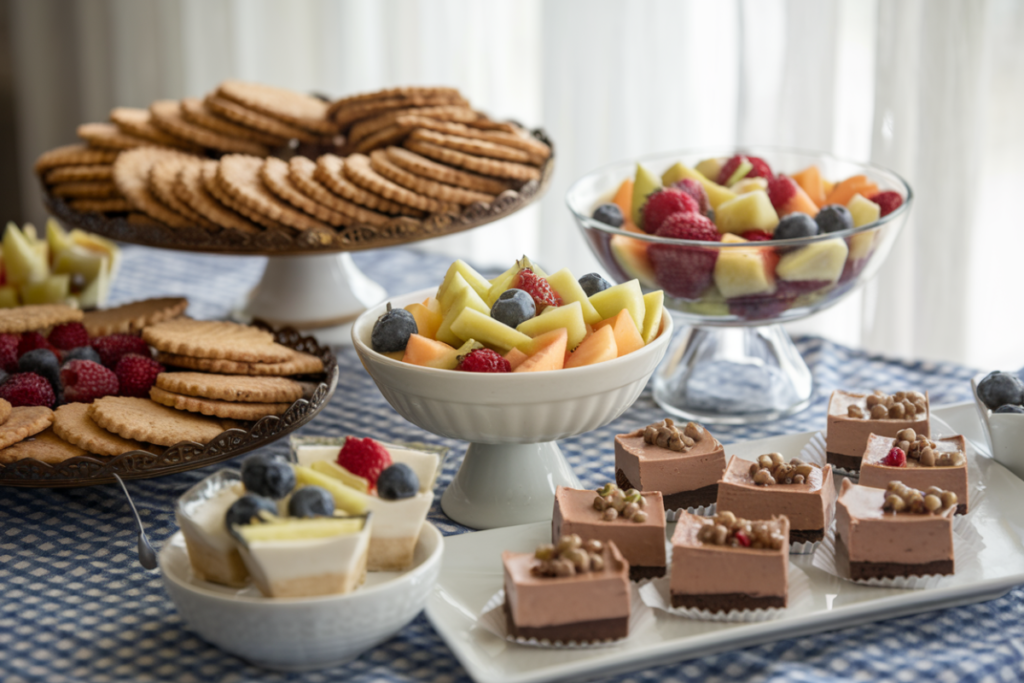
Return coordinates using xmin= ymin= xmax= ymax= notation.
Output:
xmin=425 ymin=402 xmax=1024 ymax=683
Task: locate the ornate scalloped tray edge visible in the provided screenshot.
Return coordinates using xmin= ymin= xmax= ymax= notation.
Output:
xmin=43 ymin=130 xmax=554 ymax=256
xmin=0 ymin=323 xmax=339 ymax=488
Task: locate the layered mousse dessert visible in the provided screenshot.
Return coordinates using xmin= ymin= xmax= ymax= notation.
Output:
xmin=826 ymin=390 xmax=930 ymax=471
xmin=615 ymin=418 xmax=726 ymax=510
xmin=716 ymin=453 xmax=837 ymax=543
xmin=835 ymin=478 xmax=957 ymax=580
xmin=552 ymin=483 xmax=666 ymax=580
xmin=859 ymin=431 xmax=969 ymax=514
xmin=176 ymin=470 xmax=249 ymax=587
xmin=503 ymin=535 xmax=631 ymax=642
xmin=670 ymin=510 xmax=789 ymax=611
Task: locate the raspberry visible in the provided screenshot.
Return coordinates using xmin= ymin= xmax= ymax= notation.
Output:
xmin=670 ymin=178 xmax=711 ymax=215
xmin=115 ymin=354 xmax=164 ymax=398
xmin=511 ymin=268 xmax=561 ymax=311
xmin=734 ymin=531 xmax=751 ymax=547
xmin=0 ymin=372 xmax=55 ymax=408
xmin=458 ymin=348 xmax=511 ymax=373
xmin=767 ymin=175 xmax=797 ymax=211
xmin=61 ymin=359 xmax=119 ymax=403
xmin=646 ymin=213 xmax=721 ymax=300
xmin=717 ymin=155 xmax=774 ymax=185
xmin=868 ymin=191 xmax=903 ymax=217
xmin=0 ymin=334 xmax=19 ymax=373
xmin=641 ymin=188 xmax=700 ymax=234
xmin=91 ymin=334 xmax=150 ymax=369
xmin=741 ymin=230 xmax=773 ymax=242
xmin=18 ymin=331 xmax=56 ymax=359
xmin=882 ymin=447 xmax=907 ymax=467
xmin=337 ymin=437 xmax=392 ymax=490
xmin=48 ymin=322 xmax=89 ymax=351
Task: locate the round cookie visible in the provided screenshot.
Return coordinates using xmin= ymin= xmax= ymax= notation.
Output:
xmin=82 ymin=297 xmax=188 ymax=337
xmin=77 ymin=122 xmax=153 ymax=150
xmin=384 ymin=146 xmax=511 ymax=195
xmin=327 ymin=86 xmax=465 ymax=119
xmin=149 ymin=99 xmax=269 ymax=156
xmin=314 ymin=154 xmax=422 ymax=217
xmin=175 ymin=159 xmax=261 ymax=234
xmin=110 ymin=107 xmax=198 ymax=150
xmin=0 ymin=406 xmax=55 ymax=451
xmin=342 ymin=153 xmax=456 ymax=214
xmin=43 ymin=164 xmax=114 ymax=184
xmin=180 ymin=97 xmax=287 ymax=148
xmin=368 ymin=149 xmax=493 ymax=205
xmin=155 ymin=371 xmax=304 ymax=403
xmin=217 ymin=154 xmax=332 ymax=233
xmin=216 ymin=80 xmax=337 ymax=135
xmin=329 ymin=92 xmax=469 ymax=130
xmin=88 ymin=396 xmax=230 ymax=447
xmin=142 ymin=318 xmax=292 ymax=364
xmin=260 ymin=158 xmax=348 ymax=227
xmin=288 ymin=157 xmax=389 ymax=227
xmin=351 ymin=123 xmax=416 ymax=155
xmin=348 ymin=105 xmax=478 ymax=146
xmin=50 ymin=181 xmax=120 ymax=199
xmin=0 ymin=428 xmax=86 ymax=465
xmin=407 ymin=128 xmax=538 ymax=165
xmin=149 ymin=157 xmax=217 ymax=230
xmin=34 ymin=144 xmax=119 ymax=174
xmin=395 ymin=116 xmax=550 ymax=161
xmin=201 ymin=161 xmax=284 ymax=232
xmin=0 ymin=304 xmax=83 ymax=334
xmin=0 ymin=398 xmax=11 ymax=425
xmin=150 ymin=386 xmax=291 ymax=420
xmin=404 ymin=138 xmax=540 ymax=181
xmin=113 ymin=147 xmax=198 ymax=228
xmin=205 ymin=95 xmax=322 ymax=144
xmin=156 ymin=349 xmax=324 ymax=376
xmin=53 ymin=402 xmax=149 ymax=457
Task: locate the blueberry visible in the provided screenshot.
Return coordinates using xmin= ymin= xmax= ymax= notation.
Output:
xmin=377 ymin=463 xmax=420 ymax=500
xmin=490 ymin=288 xmax=536 ymax=328
xmin=995 ymin=404 xmax=1024 ymax=414
xmin=0 ymin=369 xmax=9 ymax=386
xmin=371 ymin=303 xmax=418 ymax=353
xmin=591 ymin=203 xmax=624 ymax=227
xmin=578 ymin=272 xmax=611 ymax=297
xmin=225 ymin=493 xmax=278 ymax=528
xmin=977 ymin=371 xmax=1024 ymax=410
xmin=288 ymin=486 xmax=335 ymax=518
xmin=815 ymin=205 xmax=854 ymax=234
xmin=773 ymin=213 xmax=820 ymax=240
xmin=62 ymin=346 xmax=102 ymax=366
xmin=19 ymin=348 xmax=62 ymax=400
xmin=240 ymin=453 xmax=296 ymax=499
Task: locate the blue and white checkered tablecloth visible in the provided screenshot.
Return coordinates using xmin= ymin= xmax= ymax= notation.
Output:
xmin=1 ymin=246 xmax=1022 ymax=683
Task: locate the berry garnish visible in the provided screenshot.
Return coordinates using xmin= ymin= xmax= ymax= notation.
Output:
xmin=734 ymin=531 xmax=751 ymax=547
xmin=490 ymin=288 xmax=536 ymax=329
xmin=240 ymin=453 xmax=297 ymax=499
xmin=61 ymin=345 xmax=102 ymax=366
xmin=61 ymin=359 xmax=118 ymax=403
xmin=511 ymin=268 xmax=562 ymax=311
xmin=18 ymin=331 xmax=56 ymax=359
xmin=671 ymin=178 xmax=711 ymax=215
xmin=288 ymin=486 xmax=335 ymax=518
xmin=115 ymin=353 xmax=164 ymax=398
xmin=591 ymin=203 xmax=624 ymax=227
xmin=578 ymin=272 xmax=612 ymax=297
xmin=47 ymin=322 xmax=89 ymax=351
xmin=377 ymin=462 xmax=420 ymax=500
xmin=773 ymin=213 xmax=820 ymax=240
xmin=717 ymin=155 xmax=773 ymax=185
xmin=91 ymin=334 xmax=150 ymax=369
xmin=646 ymin=212 xmax=720 ymax=300
xmin=882 ymin=447 xmax=907 ymax=467
xmin=976 ymin=371 xmax=1024 ymax=410
xmin=868 ymin=191 xmax=903 ymax=217
xmin=766 ymin=175 xmax=797 ymax=211
xmin=371 ymin=303 xmax=418 ymax=353
xmin=18 ymin=348 xmax=62 ymax=401
xmin=815 ymin=205 xmax=854 ymax=234
xmin=0 ymin=372 xmax=55 ymax=408
xmin=338 ymin=437 xmax=392 ymax=490
xmin=458 ymin=348 xmax=511 ymax=373
xmin=0 ymin=334 xmax=18 ymax=373
xmin=740 ymin=230 xmax=773 ymax=242
xmin=640 ymin=188 xmax=700 ymax=234
xmin=225 ymin=493 xmax=278 ymax=527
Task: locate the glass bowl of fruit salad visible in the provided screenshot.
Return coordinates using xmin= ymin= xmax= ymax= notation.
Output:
xmin=351 ymin=258 xmax=673 ymax=529
xmin=567 ymin=147 xmax=912 ymax=424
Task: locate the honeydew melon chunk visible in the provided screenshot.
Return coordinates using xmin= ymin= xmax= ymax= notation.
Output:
xmin=661 ymin=162 xmax=737 ymax=210
xmin=588 ymin=279 xmax=645 ymax=332
xmin=847 ymin=193 xmax=881 ymax=228
xmin=545 ymin=268 xmax=602 ymax=325
xmin=72 ymin=267 xmax=109 ymax=309
xmin=695 ymin=157 xmax=727 ymax=183
xmin=0 ymin=285 xmax=17 ymax=308
xmin=53 ymin=245 xmax=108 ymax=287
xmin=293 ymin=465 xmax=369 ymax=514
xmin=21 ymin=273 xmax=70 ymax=305
xmin=776 ymin=238 xmax=849 ymax=283
xmin=731 ymin=177 xmax=768 ymax=195
xmin=436 ymin=286 xmax=490 ymax=346
xmin=450 ymin=307 xmax=532 ymax=352
xmin=565 ymin=324 xmax=618 ymax=368
xmin=848 ymin=231 xmax=876 ymax=261
xmin=69 ymin=229 xmax=121 ymax=278
xmin=714 ymin=191 xmax=779 ymax=234
xmin=310 ymin=459 xmax=370 ymax=493
xmin=724 ymin=158 xmax=753 ymax=187
xmin=631 ymin=164 xmax=662 ymax=227
xmin=438 ymin=272 xmax=471 ymax=314
xmin=46 ymin=217 xmax=74 ymax=254
xmin=516 ymin=301 xmax=587 ymax=351
xmin=3 ymin=222 xmax=48 ymax=286
xmin=437 ymin=259 xmax=491 ymax=303
xmin=641 ymin=290 xmax=664 ymax=344
xmin=237 ymin=517 xmax=365 ymax=542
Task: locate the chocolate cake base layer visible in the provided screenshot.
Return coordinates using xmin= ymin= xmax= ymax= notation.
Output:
xmin=956 ymin=503 xmax=967 ymax=516
xmin=670 ymin=592 xmax=786 ymax=611
xmin=616 ymin=470 xmax=718 ymax=510
xmin=629 ymin=565 xmax=666 ymax=582
xmin=790 ymin=527 xmax=825 ymax=543
xmin=849 ymin=558 xmax=954 ymax=580
xmin=826 ymin=451 xmax=862 ymax=471
xmin=503 ymin=597 xmax=628 ymax=642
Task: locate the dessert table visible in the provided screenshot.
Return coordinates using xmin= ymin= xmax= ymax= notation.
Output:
xmin=1 ymin=245 xmax=1022 ymax=683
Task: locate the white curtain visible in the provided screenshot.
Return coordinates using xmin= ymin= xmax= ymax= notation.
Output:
xmin=10 ymin=0 xmax=1020 ymax=370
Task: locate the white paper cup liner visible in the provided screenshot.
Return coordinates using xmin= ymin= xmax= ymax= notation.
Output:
xmin=478 ymin=583 xmax=651 ymax=648
xmin=665 ymin=503 xmax=715 ymax=522
xmin=638 ymin=565 xmax=811 ymax=622
xmin=800 ymin=432 xmax=858 ymax=479
xmin=789 ymin=539 xmax=820 ymax=555
xmin=811 ymin=516 xmax=985 ymax=589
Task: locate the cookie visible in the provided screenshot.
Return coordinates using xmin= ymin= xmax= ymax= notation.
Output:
xmin=82 ymin=297 xmax=188 ymax=337
xmin=327 ymin=86 xmax=465 ymax=118
xmin=156 ymin=371 xmax=304 ymax=403
xmin=180 ymin=97 xmax=287 ymax=148
xmin=407 ymin=127 xmax=543 ymax=165
xmin=149 ymin=99 xmax=270 ymax=156
xmin=351 ymin=123 xmax=416 ymax=155
xmin=205 ymin=95 xmax=322 ymax=144
xmin=113 ymin=147 xmax=198 ymax=228
xmin=88 ymin=396 xmax=229 ymax=446
xmin=404 ymin=139 xmax=540 ymax=181
xmin=204 ymin=160 xmax=287 ymax=232
xmin=43 ymin=164 xmax=114 ymax=184
xmin=150 ymin=386 xmax=290 ymax=420
xmin=149 ymin=157 xmax=218 ymax=230
xmin=343 ymin=153 xmax=457 ymax=214
xmin=175 ymin=159 xmax=262 ymax=234
xmin=0 ymin=304 xmax=83 ymax=334
xmin=50 ymin=181 xmax=120 ymax=199
xmin=218 ymin=154 xmax=332 ymax=232
xmin=464 ymin=118 xmax=521 ymax=134
xmin=0 ymin=428 xmax=86 ymax=465
xmin=52 ymin=402 xmax=149 ymax=457
xmin=314 ymin=154 xmax=422 ymax=217
xmin=142 ymin=318 xmax=292 ymax=363
xmin=156 ymin=348 xmax=324 ymax=376
xmin=261 ymin=158 xmax=348 ymax=227
xmin=0 ymin=406 xmax=56 ymax=451
xmin=330 ymin=93 xmax=470 ymax=131
xmin=395 ymin=116 xmax=551 ymax=160
xmin=109 ymin=107 xmax=199 ymax=150
xmin=77 ymin=122 xmax=153 ymax=150
xmin=368 ymin=149 xmax=493 ymax=205
xmin=34 ymin=144 xmax=119 ymax=174
xmin=68 ymin=198 xmax=133 ymax=214
xmin=347 ymin=105 xmax=478 ymax=146
xmin=0 ymin=398 xmax=11 ymax=425
xmin=385 ymin=146 xmax=511 ymax=195
xmin=216 ymin=81 xmax=337 ymax=135
xmin=288 ymin=157 xmax=389 ymax=227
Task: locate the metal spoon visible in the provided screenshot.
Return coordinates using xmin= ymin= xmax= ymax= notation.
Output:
xmin=112 ymin=473 xmax=158 ymax=570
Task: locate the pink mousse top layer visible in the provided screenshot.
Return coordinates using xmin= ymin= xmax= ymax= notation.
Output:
xmin=615 ymin=430 xmax=725 ymax=494
xmin=859 ymin=434 xmax=969 ymax=510
xmin=717 ymin=455 xmax=837 ymax=531
xmin=669 ymin=511 xmax=789 ymax=598
xmin=552 ymin=486 xmax=666 ymax=568
xmin=826 ymin=390 xmax=930 ymax=458
xmin=502 ymin=542 xmax=630 ymax=629
xmin=834 ymin=479 xmax=955 ymax=564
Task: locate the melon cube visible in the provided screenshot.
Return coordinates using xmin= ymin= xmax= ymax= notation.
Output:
xmin=450 ymin=308 xmax=532 ymax=352
xmin=631 ymin=164 xmax=661 ymax=226
xmin=609 ymin=235 xmax=658 ymax=289
xmin=564 ymin=324 xmax=617 ymax=369
xmin=438 ymin=272 xmax=472 ymax=314
xmin=402 ymin=334 xmax=459 ymax=369
xmin=437 ymin=259 xmax=491 ymax=303
xmin=514 ymin=328 xmax=568 ymax=373
xmin=516 ymin=301 xmax=587 ymax=351
xmin=436 ymin=287 xmax=489 ymax=347
xmin=641 ymin=290 xmax=664 ymax=344
xmin=21 ymin=274 xmax=70 ymax=305
xmin=713 ymin=234 xmax=778 ymax=298
xmin=661 ymin=162 xmax=736 ymax=210
xmin=545 ymin=268 xmax=602 ymax=325
xmin=714 ymin=191 xmax=779 ymax=235
xmin=776 ymin=238 xmax=849 ymax=283
xmin=847 ymin=193 xmax=881 ymax=228
xmin=505 ymin=347 xmax=529 ymax=370
xmin=599 ymin=308 xmax=645 ymax=357
xmin=588 ymin=279 xmax=645 ymax=332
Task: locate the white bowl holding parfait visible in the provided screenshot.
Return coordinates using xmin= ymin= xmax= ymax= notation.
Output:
xmin=352 ymin=287 xmax=673 ymax=530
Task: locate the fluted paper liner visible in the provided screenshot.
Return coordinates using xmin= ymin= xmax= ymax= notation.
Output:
xmin=665 ymin=503 xmax=715 ymax=522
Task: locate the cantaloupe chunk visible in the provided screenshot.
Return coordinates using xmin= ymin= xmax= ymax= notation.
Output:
xmin=612 ymin=178 xmax=633 ymax=217
xmin=514 ymin=329 xmax=568 ymax=373
xmin=777 ymin=182 xmax=820 ymax=217
xmin=505 ymin=347 xmax=529 ymax=370
xmin=588 ymin=279 xmax=645 ymax=332
xmin=599 ymin=308 xmax=645 ymax=357
xmin=517 ymin=327 xmax=569 ymax=357
xmin=564 ymin=325 xmax=617 ymax=369
xmin=405 ymin=302 xmax=442 ymax=340
xmin=791 ymin=166 xmax=826 ymax=207
xmin=402 ymin=334 xmax=458 ymax=369
xmin=423 ymin=297 xmax=441 ymax=314
xmin=824 ymin=175 xmax=879 ymax=208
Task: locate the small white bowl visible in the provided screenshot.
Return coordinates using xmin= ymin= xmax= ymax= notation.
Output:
xmin=159 ymin=522 xmax=444 ymax=671
xmin=971 ymin=373 xmax=1024 ymax=480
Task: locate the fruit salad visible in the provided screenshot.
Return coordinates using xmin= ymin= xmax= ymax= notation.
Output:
xmin=370 ymin=258 xmax=666 ymax=373
xmin=588 ymin=153 xmax=906 ymax=321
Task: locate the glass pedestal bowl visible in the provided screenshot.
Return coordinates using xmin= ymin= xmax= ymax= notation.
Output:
xmin=567 ymin=147 xmax=912 ymax=424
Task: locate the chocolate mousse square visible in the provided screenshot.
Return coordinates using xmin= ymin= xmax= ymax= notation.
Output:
xmin=669 ymin=510 xmax=789 ymax=611
xmin=502 ymin=541 xmax=631 ymax=642
xmin=835 ymin=478 xmax=955 ymax=580
xmin=859 ymin=433 xmax=969 ymax=514
xmin=552 ymin=485 xmax=666 ymax=581
xmin=716 ymin=454 xmax=837 ymax=543
xmin=826 ymin=390 xmax=930 ymax=471
xmin=615 ymin=419 xmax=725 ymax=511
